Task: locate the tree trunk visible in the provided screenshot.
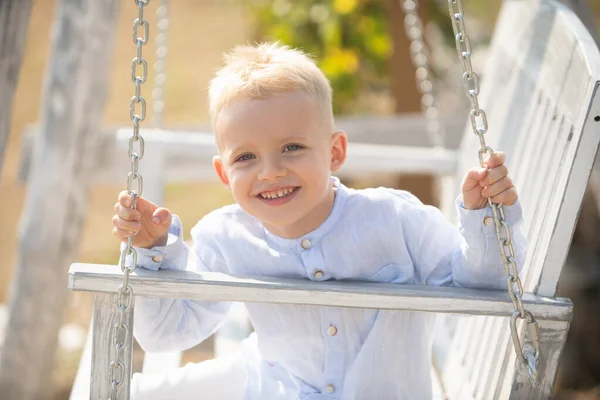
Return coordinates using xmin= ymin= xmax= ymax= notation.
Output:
xmin=0 ymin=0 xmax=120 ymax=398
xmin=0 ymin=0 xmax=32 ymax=186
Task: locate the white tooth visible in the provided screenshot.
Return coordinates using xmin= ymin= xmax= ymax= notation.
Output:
xmin=277 ymin=190 xmax=284 ymax=197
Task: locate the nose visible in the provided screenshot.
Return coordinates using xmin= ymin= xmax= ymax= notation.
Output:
xmin=258 ymin=156 xmax=286 ymax=181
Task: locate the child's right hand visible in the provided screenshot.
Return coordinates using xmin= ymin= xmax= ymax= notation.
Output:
xmin=112 ymin=190 xmax=172 ymax=248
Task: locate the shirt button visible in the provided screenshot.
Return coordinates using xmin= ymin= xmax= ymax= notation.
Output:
xmin=313 ymin=270 xmax=324 ymax=279
xmin=483 ymin=216 xmax=494 ymax=226
xmin=324 ymin=384 xmax=335 ymax=393
xmin=152 ymin=255 xmax=163 ymax=263
xmin=301 ymin=239 xmax=312 ymax=249
xmin=327 ymin=325 xmax=338 ymax=336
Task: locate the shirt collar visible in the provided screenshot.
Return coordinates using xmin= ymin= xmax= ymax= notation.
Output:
xmin=263 ymin=176 xmax=348 ymax=252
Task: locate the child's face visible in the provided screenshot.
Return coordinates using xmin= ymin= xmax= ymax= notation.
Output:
xmin=213 ymin=90 xmax=347 ymax=238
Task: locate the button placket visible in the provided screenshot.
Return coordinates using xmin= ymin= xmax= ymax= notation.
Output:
xmin=299 ymin=238 xmax=327 ymax=281
xmin=322 ymin=312 xmax=344 ymax=395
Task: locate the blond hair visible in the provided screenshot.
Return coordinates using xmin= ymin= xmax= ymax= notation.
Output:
xmin=208 ymin=42 xmax=334 ymax=131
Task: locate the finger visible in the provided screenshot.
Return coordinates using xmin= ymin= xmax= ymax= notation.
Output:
xmin=479 ymin=164 xmax=508 ymax=187
xmin=490 ymin=186 xmax=518 ymax=206
xmin=118 ymin=190 xmax=135 ymax=208
xmin=112 ymin=215 xmax=142 ymax=232
xmin=483 ymin=151 xmax=506 ymax=169
xmin=112 ymin=227 xmax=136 ymax=241
xmin=481 ymin=176 xmax=513 ymax=198
xmin=115 ymin=203 xmax=141 ymax=221
xmin=462 ymin=167 xmax=488 ymax=192
xmin=151 ymin=207 xmax=172 ymax=226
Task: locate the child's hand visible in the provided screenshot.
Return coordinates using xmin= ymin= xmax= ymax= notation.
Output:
xmin=461 ymin=151 xmax=517 ymax=210
xmin=112 ymin=191 xmax=172 ymax=248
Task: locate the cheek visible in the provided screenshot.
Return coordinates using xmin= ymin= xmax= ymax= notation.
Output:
xmin=228 ymin=169 xmax=253 ymax=193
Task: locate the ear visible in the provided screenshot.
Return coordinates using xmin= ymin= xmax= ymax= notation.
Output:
xmin=330 ymin=130 xmax=347 ymax=172
xmin=213 ymin=155 xmax=231 ymax=189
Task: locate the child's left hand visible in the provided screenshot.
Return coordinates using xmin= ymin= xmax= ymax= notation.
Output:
xmin=461 ymin=151 xmax=517 ymax=210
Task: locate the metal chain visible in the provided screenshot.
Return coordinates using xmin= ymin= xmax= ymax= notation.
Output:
xmin=152 ymin=0 xmax=168 ymax=128
xmin=400 ymin=0 xmax=446 ymax=148
xmin=110 ymin=1 xmax=150 ymax=398
xmin=447 ymin=0 xmax=541 ymax=385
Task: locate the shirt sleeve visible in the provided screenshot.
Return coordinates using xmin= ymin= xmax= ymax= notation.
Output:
xmin=131 ymin=215 xmax=232 ymax=353
xmin=399 ymin=192 xmax=527 ymax=289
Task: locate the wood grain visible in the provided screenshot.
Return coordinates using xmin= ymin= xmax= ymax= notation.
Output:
xmin=90 ymin=293 xmax=134 ymax=400
xmin=68 ymin=263 xmax=572 ymax=321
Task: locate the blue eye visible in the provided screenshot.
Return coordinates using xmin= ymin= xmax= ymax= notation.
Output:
xmin=283 ymin=144 xmax=303 ymax=152
xmin=236 ymin=153 xmax=255 ymax=162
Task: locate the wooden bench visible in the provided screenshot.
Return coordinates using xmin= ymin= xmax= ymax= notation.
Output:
xmin=67 ymin=0 xmax=600 ymax=398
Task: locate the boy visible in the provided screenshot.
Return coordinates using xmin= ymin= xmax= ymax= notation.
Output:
xmin=112 ymin=43 xmax=526 ymax=400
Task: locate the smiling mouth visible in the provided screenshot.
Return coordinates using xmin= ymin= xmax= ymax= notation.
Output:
xmin=257 ymin=186 xmax=299 ymax=200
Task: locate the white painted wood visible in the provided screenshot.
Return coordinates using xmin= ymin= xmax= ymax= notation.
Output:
xmin=19 ymin=117 xmax=462 ymax=186
xmin=67 ymin=264 xmax=572 ymax=321
xmin=115 ymin=129 xmax=459 ymax=179
xmin=536 ymin=85 xmax=600 ymax=296
xmin=70 ymin=322 xmax=93 ymax=400
xmin=90 ymin=293 xmax=134 ymax=400
xmin=503 ymin=319 xmax=571 ymax=400
xmin=114 ymin=128 xmax=458 ymax=176
xmin=440 ymin=0 xmax=600 ymax=398
xmin=0 ymin=1 xmax=120 ymax=398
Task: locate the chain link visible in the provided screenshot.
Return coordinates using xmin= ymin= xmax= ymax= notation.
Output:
xmin=152 ymin=0 xmax=169 ymax=128
xmin=447 ymin=0 xmax=541 ymax=385
xmin=110 ymin=0 xmax=150 ymax=398
xmin=400 ymin=0 xmax=446 ymax=148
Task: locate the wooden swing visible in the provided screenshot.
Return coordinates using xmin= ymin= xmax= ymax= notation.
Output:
xmin=67 ymin=0 xmax=600 ymax=398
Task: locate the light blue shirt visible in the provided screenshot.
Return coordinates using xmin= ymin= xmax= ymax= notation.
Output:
xmin=132 ymin=177 xmax=526 ymax=400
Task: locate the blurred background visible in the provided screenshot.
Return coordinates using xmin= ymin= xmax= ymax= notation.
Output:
xmin=0 ymin=0 xmax=599 ymax=399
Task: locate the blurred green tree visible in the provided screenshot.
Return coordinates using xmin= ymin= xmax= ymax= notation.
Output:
xmin=245 ymin=0 xmax=393 ymax=114
xmin=243 ymin=0 xmax=504 ymax=114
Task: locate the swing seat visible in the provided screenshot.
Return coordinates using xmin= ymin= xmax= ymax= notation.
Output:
xmin=68 ymin=0 xmax=600 ymax=398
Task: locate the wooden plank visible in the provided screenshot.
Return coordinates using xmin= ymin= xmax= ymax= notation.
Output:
xmin=91 ymin=293 xmax=134 ymax=400
xmin=70 ymin=322 xmax=93 ymax=400
xmin=19 ymin=118 xmax=462 ymax=185
xmin=504 ymin=319 xmax=570 ymax=400
xmin=537 ymin=84 xmax=600 ymax=296
xmin=67 ymin=263 xmax=572 ymax=321
xmin=474 ymin=318 xmax=504 ymax=399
